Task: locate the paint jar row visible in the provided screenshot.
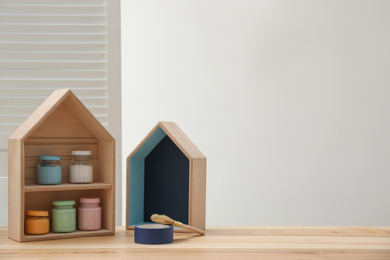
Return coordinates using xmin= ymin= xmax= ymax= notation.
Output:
xmin=25 ymin=197 xmax=101 ymax=235
xmin=37 ymin=151 xmax=93 ymax=185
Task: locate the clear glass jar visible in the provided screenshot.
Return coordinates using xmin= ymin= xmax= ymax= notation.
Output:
xmin=78 ymin=197 xmax=101 ymax=231
xmin=37 ymin=155 xmax=62 ymax=185
xmin=70 ymin=151 xmax=93 ymax=183
xmin=52 ymin=200 xmax=76 ymax=233
xmin=25 ymin=210 xmax=49 ymax=235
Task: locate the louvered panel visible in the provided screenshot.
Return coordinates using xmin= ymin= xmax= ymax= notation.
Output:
xmin=0 ymin=0 xmax=109 ymax=153
xmin=0 ymin=213 xmax=7 ymax=227
xmin=0 ymin=43 xmax=106 ymax=51
xmin=0 ymin=70 xmax=106 ymax=79
xmin=0 ymin=61 xmax=107 ymax=70
xmin=0 ymin=124 xmax=17 ymax=134
xmin=1 ymin=33 xmax=107 ymax=43
xmin=0 ymin=136 xmax=8 ymax=146
xmin=0 ymin=87 xmax=107 ymax=97
xmin=0 ymin=24 xmax=106 ymax=33
xmin=0 ymin=0 xmax=118 ymax=228
xmin=0 ymin=79 xmax=107 ymax=87
xmin=0 ymin=52 xmax=107 ymax=61
xmin=0 ymin=97 xmax=107 ymax=106
xmin=0 ymin=14 xmax=107 ymax=24
xmin=0 ymin=113 xmax=107 ymax=121
xmin=0 ymin=5 xmax=106 ymax=15
xmin=0 ymin=0 xmax=105 ymax=4
xmin=0 ymin=99 xmax=107 ymax=107
xmin=0 ymin=115 xmax=30 ymax=124
xmin=0 ymin=105 xmax=108 ymax=115
xmin=0 ymin=176 xmax=7 ymax=226
xmin=0 ymin=192 xmax=7 ymax=203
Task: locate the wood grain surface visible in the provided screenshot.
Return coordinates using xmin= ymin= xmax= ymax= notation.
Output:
xmin=1 ymin=226 xmax=389 ymax=259
xmin=8 ymin=89 xmax=116 ymax=242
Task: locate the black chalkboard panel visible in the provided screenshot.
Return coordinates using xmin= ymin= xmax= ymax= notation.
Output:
xmin=144 ymin=135 xmax=189 ymax=224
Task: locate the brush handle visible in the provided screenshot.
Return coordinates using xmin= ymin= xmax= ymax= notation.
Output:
xmin=174 ymin=221 xmax=205 ymax=235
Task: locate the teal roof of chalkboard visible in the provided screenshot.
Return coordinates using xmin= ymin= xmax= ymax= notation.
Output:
xmin=127 ymin=121 xmax=205 ymax=161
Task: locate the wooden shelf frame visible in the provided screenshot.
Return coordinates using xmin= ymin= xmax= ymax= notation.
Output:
xmin=126 ymin=121 xmax=206 ymax=232
xmin=8 ymin=89 xmax=116 ymax=242
xmin=25 ymin=183 xmax=112 ymax=192
xmin=23 ymin=229 xmax=112 ymax=242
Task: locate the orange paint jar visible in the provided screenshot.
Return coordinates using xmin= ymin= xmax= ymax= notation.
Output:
xmin=25 ymin=210 xmax=50 ymax=235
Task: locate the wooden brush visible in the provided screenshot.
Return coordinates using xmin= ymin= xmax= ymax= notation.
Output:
xmin=151 ymin=214 xmax=205 ymax=235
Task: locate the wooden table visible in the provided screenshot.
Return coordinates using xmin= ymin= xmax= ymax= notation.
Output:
xmin=1 ymin=226 xmax=390 ymax=259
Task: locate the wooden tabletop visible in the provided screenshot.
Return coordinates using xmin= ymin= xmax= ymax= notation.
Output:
xmin=1 ymin=226 xmax=390 ymax=259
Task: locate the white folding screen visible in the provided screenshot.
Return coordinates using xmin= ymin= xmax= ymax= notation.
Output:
xmin=0 ymin=0 xmax=121 ymax=226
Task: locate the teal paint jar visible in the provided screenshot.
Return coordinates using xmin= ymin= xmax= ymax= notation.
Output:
xmin=52 ymin=200 xmax=76 ymax=233
xmin=37 ymin=155 xmax=62 ymax=185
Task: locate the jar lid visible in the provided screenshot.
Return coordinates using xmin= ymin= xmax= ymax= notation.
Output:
xmin=71 ymin=151 xmax=92 ymax=156
xmin=27 ymin=210 xmax=49 ymax=217
xmin=39 ymin=155 xmax=61 ymax=161
xmin=52 ymin=200 xmax=75 ymax=206
xmin=80 ymin=197 xmax=100 ymax=203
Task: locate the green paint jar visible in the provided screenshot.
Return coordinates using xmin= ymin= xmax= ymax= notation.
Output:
xmin=52 ymin=200 xmax=76 ymax=233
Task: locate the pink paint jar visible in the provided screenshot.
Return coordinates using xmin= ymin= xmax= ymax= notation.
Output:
xmin=78 ymin=197 xmax=101 ymax=231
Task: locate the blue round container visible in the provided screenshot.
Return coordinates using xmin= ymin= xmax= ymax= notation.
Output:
xmin=37 ymin=155 xmax=62 ymax=185
xmin=134 ymin=224 xmax=173 ymax=244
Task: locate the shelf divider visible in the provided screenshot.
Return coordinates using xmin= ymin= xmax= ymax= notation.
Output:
xmin=23 ymin=229 xmax=113 ymax=242
xmin=24 ymin=182 xmax=112 ymax=192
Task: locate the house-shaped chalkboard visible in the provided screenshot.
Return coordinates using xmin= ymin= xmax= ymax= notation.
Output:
xmin=126 ymin=121 xmax=206 ymax=231
xmin=8 ymin=89 xmax=115 ymax=242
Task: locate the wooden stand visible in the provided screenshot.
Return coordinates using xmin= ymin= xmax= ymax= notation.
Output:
xmin=8 ymin=89 xmax=115 ymax=242
xmin=126 ymin=121 xmax=206 ymax=231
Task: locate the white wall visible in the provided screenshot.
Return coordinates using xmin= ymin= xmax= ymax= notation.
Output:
xmin=121 ymin=0 xmax=390 ymax=226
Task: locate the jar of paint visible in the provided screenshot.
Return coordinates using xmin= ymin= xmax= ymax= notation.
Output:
xmin=70 ymin=151 xmax=93 ymax=183
xmin=25 ymin=210 xmax=49 ymax=235
xmin=52 ymin=200 xmax=76 ymax=233
xmin=78 ymin=197 xmax=101 ymax=231
xmin=37 ymin=155 xmax=62 ymax=185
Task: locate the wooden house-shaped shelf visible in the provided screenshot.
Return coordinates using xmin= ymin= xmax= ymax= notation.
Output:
xmin=126 ymin=121 xmax=206 ymax=231
xmin=8 ymin=89 xmax=115 ymax=242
